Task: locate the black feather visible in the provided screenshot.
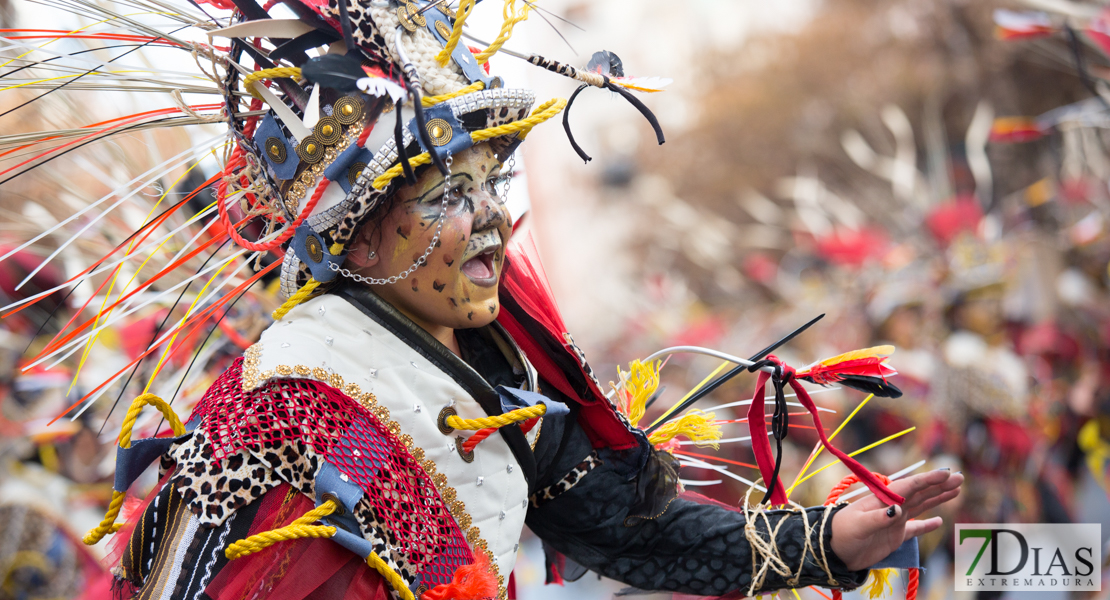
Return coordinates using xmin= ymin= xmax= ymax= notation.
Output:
xmin=585 ymin=50 xmax=624 ymax=77
xmin=301 ymin=54 xmax=366 ymax=91
xmin=802 ymin=374 xmax=903 ymax=398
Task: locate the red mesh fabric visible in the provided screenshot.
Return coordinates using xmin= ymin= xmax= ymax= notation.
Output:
xmin=190 ymin=359 xmax=473 ymax=587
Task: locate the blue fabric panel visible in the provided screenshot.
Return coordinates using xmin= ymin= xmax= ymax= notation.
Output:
xmin=870 ymin=537 xmax=920 ymax=569
xmin=254 ymin=113 xmax=299 ymax=181
xmin=495 ymin=385 xmax=570 ymax=418
xmin=323 ymin=144 xmax=373 ymax=194
xmin=112 ymin=435 xmax=186 ymax=493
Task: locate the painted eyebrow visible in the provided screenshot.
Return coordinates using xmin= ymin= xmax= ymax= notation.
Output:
xmin=409 ymin=172 xmax=474 ymax=204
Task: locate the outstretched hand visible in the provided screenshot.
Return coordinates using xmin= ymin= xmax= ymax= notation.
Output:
xmin=830 ymin=469 xmax=963 ymax=571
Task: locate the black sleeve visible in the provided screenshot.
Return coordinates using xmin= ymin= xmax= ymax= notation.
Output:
xmin=526 ymin=403 xmax=871 ymax=596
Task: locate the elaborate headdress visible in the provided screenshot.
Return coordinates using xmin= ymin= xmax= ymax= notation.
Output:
xmin=0 ymin=0 xmax=668 ymax=415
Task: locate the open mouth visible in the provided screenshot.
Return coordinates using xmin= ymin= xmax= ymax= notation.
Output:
xmin=461 ymin=248 xmax=498 ymax=286
xmin=460 ymin=231 xmax=501 ymax=287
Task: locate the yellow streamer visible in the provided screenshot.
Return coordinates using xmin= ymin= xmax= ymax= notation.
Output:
xmin=786 ymin=394 xmax=874 ymax=498
xmin=864 ymin=568 xmax=895 ymax=599
xmin=648 ymin=410 xmax=720 ymax=448
xmin=792 ymin=426 xmax=916 ymax=488
xmin=611 ymin=359 xmax=661 ymax=427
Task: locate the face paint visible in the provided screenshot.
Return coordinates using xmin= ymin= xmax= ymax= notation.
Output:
xmin=353 ymin=142 xmax=513 ymax=331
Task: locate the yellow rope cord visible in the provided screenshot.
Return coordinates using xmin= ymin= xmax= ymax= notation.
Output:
xmin=471 ymin=97 xmax=565 ymax=142
xmin=446 ymin=403 xmax=546 ymax=430
xmin=373 ymin=153 xmax=434 ymax=190
xmin=434 ymin=0 xmax=475 ymax=67
xmin=471 ymin=0 xmax=530 ymax=64
xmin=242 ymin=67 xmax=303 ymax=99
xmin=273 ymin=279 xmax=321 ymax=320
xmin=367 ymin=552 xmax=416 ymax=600
xmin=84 ymin=393 xmax=185 ymax=545
xmin=422 ymin=81 xmax=485 ymax=107
xmin=273 ymin=244 xmax=345 ymax=320
xmin=225 ymin=499 xmax=338 ymax=559
xmin=373 ymin=98 xmax=565 ymax=190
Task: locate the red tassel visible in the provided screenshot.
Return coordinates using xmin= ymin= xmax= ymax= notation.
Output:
xmin=422 ymin=553 xmax=498 ymax=600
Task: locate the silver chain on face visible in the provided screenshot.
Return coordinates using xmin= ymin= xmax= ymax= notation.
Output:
xmin=330 ymin=153 xmax=453 ymax=286
xmin=499 ymin=153 xmax=515 ymax=205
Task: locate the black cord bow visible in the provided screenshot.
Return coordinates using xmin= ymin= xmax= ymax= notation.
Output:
xmin=562 ymin=77 xmax=666 ymax=164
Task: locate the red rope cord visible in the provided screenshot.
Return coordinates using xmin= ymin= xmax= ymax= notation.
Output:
xmin=219 ymin=175 xmax=328 ymax=252
xmin=907 ymin=568 xmax=919 ymax=600
xmin=461 ymin=417 xmax=540 ymax=453
xmin=824 ymin=472 xmax=893 ymax=506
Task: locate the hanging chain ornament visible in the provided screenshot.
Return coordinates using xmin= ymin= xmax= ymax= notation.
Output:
xmin=499 ymin=153 xmax=516 ymax=205
xmin=332 ymin=154 xmax=453 ymax=285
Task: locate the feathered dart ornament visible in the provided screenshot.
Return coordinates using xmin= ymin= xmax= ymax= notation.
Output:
xmin=611 ymin=316 xmax=907 ymax=509
xmin=795 ymin=345 xmax=902 ymax=398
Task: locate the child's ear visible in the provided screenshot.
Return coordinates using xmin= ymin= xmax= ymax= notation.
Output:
xmin=345 ymin=226 xmax=380 ymax=269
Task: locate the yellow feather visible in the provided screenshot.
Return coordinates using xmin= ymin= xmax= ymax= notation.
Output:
xmin=864 ymin=568 xmax=895 ymax=599
xmin=818 ymin=345 xmax=895 ymax=367
xmin=648 ymin=410 xmax=720 ymax=448
xmin=609 ymin=359 xmax=661 ymax=427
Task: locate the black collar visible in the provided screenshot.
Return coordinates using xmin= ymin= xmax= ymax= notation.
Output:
xmin=334 ymin=283 xmax=537 ymax=490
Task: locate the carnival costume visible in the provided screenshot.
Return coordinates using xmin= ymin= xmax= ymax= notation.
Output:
xmin=0 ymin=0 xmax=924 ymax=598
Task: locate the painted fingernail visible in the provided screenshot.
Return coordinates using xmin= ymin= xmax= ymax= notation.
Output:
xmin=939 ymin=467 xmax=950 ymax=471
xmin=955 ymin=471 xmax=962 ymax=475
xmin=886 ymin=506 xmax=897 ymax=518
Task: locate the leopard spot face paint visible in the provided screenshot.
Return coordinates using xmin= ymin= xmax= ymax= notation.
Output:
xmin=348 ymin=143 xmax=511 ymax=331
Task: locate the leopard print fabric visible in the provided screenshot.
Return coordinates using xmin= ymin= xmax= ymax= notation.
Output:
xmin=530 ymin=451 xmax=600 ymax=509
xmin=164 ymin=386 xmax=422 ymax=583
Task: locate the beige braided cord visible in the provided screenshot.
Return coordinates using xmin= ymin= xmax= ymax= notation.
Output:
xmin=739 ymin=482 xmax=839 ymax=596
xmin=84 ymin=394 xmax=186 ymax=545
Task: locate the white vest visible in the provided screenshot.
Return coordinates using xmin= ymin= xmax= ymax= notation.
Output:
xmin=242 ymin=294 xmax=536 ymax=598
